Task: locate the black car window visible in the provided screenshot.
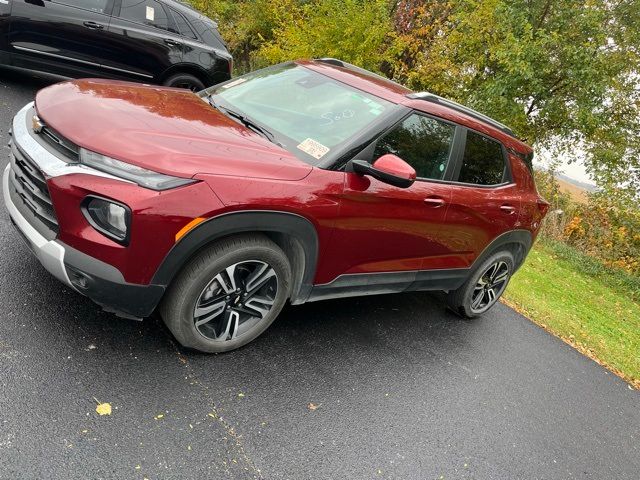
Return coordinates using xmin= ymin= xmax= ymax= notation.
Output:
xmin=373 ymin=113 xmax=455 ymax=180
xmin=53 ymin=0 xmax=109 ymax=14
xmin=168 ymin=8 xmax=197 ymax=39
xmin=119 ymin=0 xmax=170 ymax=31
xmin=458 ymin=131 xmax=506 ymax=185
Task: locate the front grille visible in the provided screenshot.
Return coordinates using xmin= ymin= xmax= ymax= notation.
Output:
xmin=40 ymin=125 xmax=79 ymax=161
xmin=9 ymin=141 xmax=59 ymax=233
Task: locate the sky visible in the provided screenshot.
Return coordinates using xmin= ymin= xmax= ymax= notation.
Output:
xmin=535 ymin=147 xmax=596 ymax=186
xmin=556 ymin=159 xmax=594 ymax=185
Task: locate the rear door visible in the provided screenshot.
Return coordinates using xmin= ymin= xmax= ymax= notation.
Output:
xmin=105 ymin=0 xmax=183 ymax=81
xmin=445 ymin=129 xmax=522 ymax=266
xmin=7 ymin=0 xmax=114 ymax=73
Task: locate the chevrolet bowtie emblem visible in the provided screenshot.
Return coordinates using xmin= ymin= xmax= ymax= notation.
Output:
xmin=32 ymin=114 xmax=44 ymax=133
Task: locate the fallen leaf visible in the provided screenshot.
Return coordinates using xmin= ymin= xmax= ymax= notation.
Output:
xmin=95 ymin=403 xmax=111 ymax=416
xmin=237 ymin=392 xmax=245 ymax=398
xmin=154 ymin=414 xmax=164 ymax=420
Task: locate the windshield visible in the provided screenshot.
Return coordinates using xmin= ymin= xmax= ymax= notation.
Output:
xmin=202 ymin=63 xmax=395 ymax=165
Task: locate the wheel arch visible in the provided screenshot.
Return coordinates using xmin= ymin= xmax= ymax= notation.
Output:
xmin=151 ymin=211 xmax=319 ymax=304
xmin=470 ymin=229 xmax=533 ymax=273
xmin=158 ymin=63 xmax=213 ymax=87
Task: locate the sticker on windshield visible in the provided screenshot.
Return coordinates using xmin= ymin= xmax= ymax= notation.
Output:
xmin=145 ymin=6 xmax=155 ymax=21
xmin=297 ymin=138 xmax=330 ymax=159
xmin=222 ymin=78 xmax=247 ymax=89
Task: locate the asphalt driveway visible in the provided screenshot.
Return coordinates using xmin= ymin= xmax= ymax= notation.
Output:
xmin=0 ymin=68 xmax=638 ymax=480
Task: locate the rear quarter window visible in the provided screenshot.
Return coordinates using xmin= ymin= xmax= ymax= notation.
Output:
xmin=457 ymin=131 xmax=506 ymax=185
xmin=169 ymin=8 xmax=197 ymax=39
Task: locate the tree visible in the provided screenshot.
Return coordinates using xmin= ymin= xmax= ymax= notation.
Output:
xmin=257 ymin=0 xmax=393 ymax=73
xmin=391 ymin=0 xmax=640 ymax=200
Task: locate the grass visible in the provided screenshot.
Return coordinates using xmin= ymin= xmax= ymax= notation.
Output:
xmin=504 ymin=240 xmax=640 ymax=389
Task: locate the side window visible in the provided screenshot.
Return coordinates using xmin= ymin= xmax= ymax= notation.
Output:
xmin=119 ymin=0 xmax=170 ymax=31
xmin=373 ymin=114 xmax=455 ymax=180
xmin=169 ymin=9 xmax=197 ymax=39
xmin=52 ymin=0 xmax=109 ymax=13
xmin=458 ymin=131 xmax=506 ymax=185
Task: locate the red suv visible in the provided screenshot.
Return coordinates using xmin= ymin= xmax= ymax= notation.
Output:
xmin=3 ymin=59 xmax=548 ymax=352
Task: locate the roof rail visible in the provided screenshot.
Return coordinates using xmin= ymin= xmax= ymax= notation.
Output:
xmin=407 ymin=92 xmax=515 ymax=137
xmin=313 ymin=58 xmax=404 ymax=88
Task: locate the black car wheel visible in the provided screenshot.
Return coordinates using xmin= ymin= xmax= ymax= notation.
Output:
xmin=159 ymin=234 xmax=292 ymax=353
xmin=163 ymin=73 xmax=206 ymax=92
xmin=446 ymin=250 xmax=515 ymax=318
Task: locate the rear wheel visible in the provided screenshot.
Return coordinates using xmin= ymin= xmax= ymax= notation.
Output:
xmin=160 ymin=234 xmax=291 ymax=353
xmin=447 ymin=250 xmax=514 ymax=318
xmin=163 ymin=73 xmax=206 ymax=91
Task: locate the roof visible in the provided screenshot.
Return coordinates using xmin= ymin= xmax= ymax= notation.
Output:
xmin=407 ymin=92 xmax=515 ymax=137
xmin=312 ymin=58 xmax=518 ymax=141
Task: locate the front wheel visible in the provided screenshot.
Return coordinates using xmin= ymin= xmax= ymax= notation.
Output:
xmin=447 ymin=251 xmax=514 ymax=318
xmin=159 ymin=234 xmax=292 ymax=353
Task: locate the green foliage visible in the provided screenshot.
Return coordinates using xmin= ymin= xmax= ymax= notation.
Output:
xmin=391 ymin=0 xmax=640 ymax=196
xmin=189 ymin=0 xmax=297 ymax=73
xmin=257 ymin=0 xmax=393 ymax=73
xmin=540 ymin=238 xmax=640 ymax=302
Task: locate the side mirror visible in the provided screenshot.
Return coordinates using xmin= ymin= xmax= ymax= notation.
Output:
xmin=348 ymin=154 xmax=416 ymax=188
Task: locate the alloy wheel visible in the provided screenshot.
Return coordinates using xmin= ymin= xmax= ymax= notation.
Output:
xmin=193 ymin=260 xmax=278 ymax=342
xmin=470 ymin=261 xmax=510 ymax=314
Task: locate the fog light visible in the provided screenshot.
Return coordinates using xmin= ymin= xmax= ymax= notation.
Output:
xmin=82 ymin=196 xmax=131 ymax=244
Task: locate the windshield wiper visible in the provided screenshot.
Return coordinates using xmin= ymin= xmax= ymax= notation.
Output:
xmin=221 ymin=107 xmax=279 ymax=145
xmin=206 ymin=96 xmax=279 ymax=145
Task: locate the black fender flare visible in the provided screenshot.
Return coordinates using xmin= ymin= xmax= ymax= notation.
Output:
xmin=151 ymin=210 xmax=319 ymax=304
xmin=470 ymin=229 xmax=533 ymax=272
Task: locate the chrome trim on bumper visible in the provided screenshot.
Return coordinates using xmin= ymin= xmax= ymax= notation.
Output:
xmin=3 ymin=164 xmax=76 ymax=290
xmin=12 ymin=102 xmax=133 ymax=183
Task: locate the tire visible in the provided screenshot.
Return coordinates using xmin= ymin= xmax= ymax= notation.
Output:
xmin=159 ymin=234 xmax=292 ymax=353
xmin=162 ymin=73 xmax=206 ymax=91
xmin=447 ymin=250 xmax=515 ymax=318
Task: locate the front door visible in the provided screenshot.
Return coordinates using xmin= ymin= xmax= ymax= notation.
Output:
xmin=327 ymin=112 xmax=461 ymax=290
xmin=8 ymin=0 xmax=115 ymax=74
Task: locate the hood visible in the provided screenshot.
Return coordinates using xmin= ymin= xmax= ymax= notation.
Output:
xmin=34 ymin=79 xmax=312 ymax=181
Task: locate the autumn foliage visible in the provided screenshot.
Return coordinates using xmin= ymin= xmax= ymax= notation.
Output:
xmin=535 ymin=171 xmax=640 ymax=275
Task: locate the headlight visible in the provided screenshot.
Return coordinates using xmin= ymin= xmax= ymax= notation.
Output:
xmin=79 ymin=148 xmax=196 ymax=191
xmin=83 ymin=196 xmax=131 ymax=244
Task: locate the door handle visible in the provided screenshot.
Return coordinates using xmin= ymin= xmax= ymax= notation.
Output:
xmin=83 ymin=21 xmax=104 ymax=30
xmin=424 ymin=197 xmax=446 ymax=207
xmin=500 ymin=204 xmax=516 ymax=214
xmin=164 ymin=38 xmax=181 ymax=46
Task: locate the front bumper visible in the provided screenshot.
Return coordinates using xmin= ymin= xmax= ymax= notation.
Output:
xmin=3 ymin=163 xmax=72 ymax=288
xmin=2 ymin=104 xmax=165 ymax=319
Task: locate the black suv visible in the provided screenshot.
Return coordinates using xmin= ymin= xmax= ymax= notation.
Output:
xmin=0 ymin=0 xmax=232 ymax=90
